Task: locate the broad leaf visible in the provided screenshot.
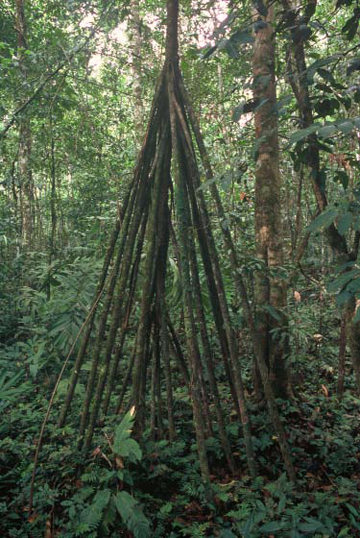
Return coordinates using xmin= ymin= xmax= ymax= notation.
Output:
xmin=289 ymin=124 xmax=317 ymax=145
xmin=328 ymin=269 xmax=360 ymax=293
xmin=338 ymin=212 xmax=353 ymax=235
xmin=307 ymin=55 xmax=338 ymax=83
xmin=307 ymin=208 xmax=338 ymax=232
xmin=259 ymin=520 xmax=286 ymax=532
xmin=232 ymin=103 xmax=245 ymax=121
xmin=335 ymin=170 xmax=349 ymax=190
xmin=317 ymin=124 xmax=337 ymax=139
xmin=337 ymin=120 xmax=354 ymax=135
xmin=231 ymin=29 xmax=254 ymax=45
xmin=298 ymin=516 xmax=327 ymax=533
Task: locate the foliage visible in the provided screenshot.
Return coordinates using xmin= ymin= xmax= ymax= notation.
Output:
xmin=1 ymin=406 xmax=151 ymax=537
xmin=1 ymin=0 xmax=360 ymax=536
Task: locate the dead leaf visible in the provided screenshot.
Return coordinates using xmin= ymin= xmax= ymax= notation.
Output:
xmin=321 ymin=384 xmax=329 ymax=397
xmin=294 ymin=290 xmax=301 ymax=302
xmin=101 ymin=451 xmax=112 ymax=468
xmin=115 ymin=456 xmax=124 ymax=469
xmin=313 ymin=333 xmax=323 ymax=342
xmin=27 ymin=512 xmax=39 ymax=523
xmin=319 ymin=484 xmax=334 ymax=492
xmin=92 ymin=446 xmax=101 ymax=457
xmin=45 ymin=517 xmax=52 ymax=538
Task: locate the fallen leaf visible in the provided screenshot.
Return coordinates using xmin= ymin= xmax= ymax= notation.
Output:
xmin=92 ymin=446 xmax=101 ymax=457
xmin=45 ymin=517 xmax=52 ymax=538
xmin=313 ymin=333 xmax=323 ymax=342
xmin=115 ymin=455 xmax=124 ymax=469
xmin=321 ymin=384 xmax=329 ymax=397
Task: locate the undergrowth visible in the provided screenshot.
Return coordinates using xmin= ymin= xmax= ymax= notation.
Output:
xmin=1 ymin=256 xmax=360 ymax=537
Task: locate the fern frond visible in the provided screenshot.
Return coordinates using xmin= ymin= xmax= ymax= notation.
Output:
xmin=77 ymin=489 xmax=111 ymax=534
xmin=114 ymin=491 xmax=151 ymax=538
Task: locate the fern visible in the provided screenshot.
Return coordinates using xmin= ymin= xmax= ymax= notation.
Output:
xmin=80 ymin=464 xmax=104 ymax=484
xmin=0 ymin=369 xmax=27 ymax=408
xmin=28 ymin=520 xmax=46 ymax=538
xmin=76 ymin=489 xmax=111 ymax=535
xmin=101 ymin=495 xmax=118 ymax=534
xmin=74 ymin=522 xmax=93 ymax=536
xmin=115 ymin=491 xmax=151 ymax=538
xmin=73 ymin=485 xmax=94 ymax=502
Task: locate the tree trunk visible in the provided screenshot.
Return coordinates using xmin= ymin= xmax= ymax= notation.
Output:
xmin=252 ymin=2 xmax=291 ymax=398
xmin=15 ymin=0 xmax=34 ymax=248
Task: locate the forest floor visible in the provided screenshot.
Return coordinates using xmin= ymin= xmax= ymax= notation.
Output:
xmin=1 ymin=314 xmax=360 ymax=537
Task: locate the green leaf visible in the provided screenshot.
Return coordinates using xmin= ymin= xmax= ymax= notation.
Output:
xmin=307 ymin=55 xmax=338 ymax=83
xmin=317 ymin=124 xmax=337 ymax=139
xmin=317 ymin=68 xmax=337 ymax=86
xmin=347 ymin=278 xmax=360 ymax=293
xmin=334 ymin=170 xmax=349 ymax=190
xmin=338 ymin=212 xmax=353 ymax=235
xmin=201 ymin=46 xmax=216 ymax=59
xmin=289 ymin=124 xmax=317 ymax=145
xmin=255 ymin=98 xmax=269 ymax=110
xmin=0 ymin=369 xmax=27 ymax=403
xmin=118 ymin=438 xmax=142 ymax=461
xmin=337 ymin=289 xmax=353 ymax=306
xmin=275 ymin=95 xmax=292 ymax=113
xmin=29 ymin=364 xmax=38 ymax=378
xmin=259 ymin=521 xmax=286 ymax=532
xmin=113 ymin=408 xmax=135 ymax=450
xmin=231 ymin=29 xmax=254 ymax=45
xmin=224 ymin=41 xmax=239 ymax=59
xmin=113 ymin=408 xmax=142 ymax=461
xmin=328 ymin=269 xmax=360 ymax=293
xmin=298 ymin=517 xmax=326 ymax=533
xmin=197 ymin=174 xmax=220 ymax=191
xmin=78 ymin=489 xmax=111 ymax=534
xmin=115 ymin=491 xmax=151 ymax=538
xmin=347 ymin=58 xmax=360 ymax=76
xmin=232 ymin=103 xmax=245 ymax=121
xmin=336 ymin=261 xmax=356 ymax=273
xmin=307 ymin=207 xmax=338 ymax=232
xmin=102 ymin=496 xmax=118 ymax=534
xmin=337 ymin=120 xmax=354 ymax=135
xmin=338 ymin=527 xmax=351 ymax=538
xmin=262 ymin=305 xmax=282 ymax=322
xmin=342 ymin=11 xmax=360 ymax=40
xmin=345 ymin=502 xmax=360 ymax=519
xmin=219 ymin=530 xmax=238 ymax=538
